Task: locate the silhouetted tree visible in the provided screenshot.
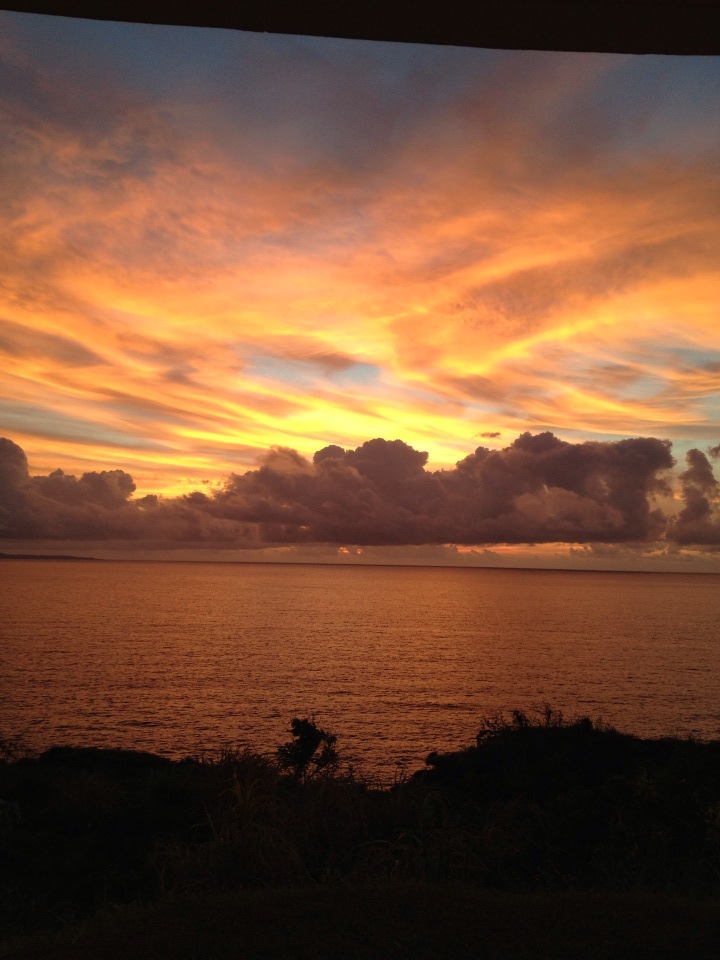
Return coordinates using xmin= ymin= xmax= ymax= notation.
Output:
xmin=276 ymin=718 xmax=338 ymax=781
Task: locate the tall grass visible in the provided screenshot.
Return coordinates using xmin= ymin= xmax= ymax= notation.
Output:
xmin=2 ymin=710 xmax=720 ymax=941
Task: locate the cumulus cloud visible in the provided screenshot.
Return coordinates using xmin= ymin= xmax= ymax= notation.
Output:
xmin=4 ymin=431 xmax=712 ymax=549
xmin=1 ymin=438 xmax=139 ymax=539
xmin=670 ymin=447 xmax=720 ymax=546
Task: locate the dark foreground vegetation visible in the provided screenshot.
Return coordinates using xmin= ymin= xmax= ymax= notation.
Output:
xmin=2 ymin=709 xmax=720 ymax=958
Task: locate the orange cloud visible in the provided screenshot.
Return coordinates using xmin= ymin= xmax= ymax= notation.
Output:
xmin=1 ymin=16 xmax=718 ymax=502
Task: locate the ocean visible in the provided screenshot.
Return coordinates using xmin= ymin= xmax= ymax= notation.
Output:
xmin=2 ymin=559 xmax=719 ymax=780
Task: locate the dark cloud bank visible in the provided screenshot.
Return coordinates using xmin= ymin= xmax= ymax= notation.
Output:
xmin=1 ymin=433 xmax=719 ymax=549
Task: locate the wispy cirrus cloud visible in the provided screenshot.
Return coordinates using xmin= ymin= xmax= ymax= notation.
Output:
xmin=0 ymin=11 xmax=718 ymax=513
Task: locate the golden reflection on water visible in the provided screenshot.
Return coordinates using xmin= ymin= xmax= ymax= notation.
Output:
xmin=2 ymin=560 xmax=720 ymax=781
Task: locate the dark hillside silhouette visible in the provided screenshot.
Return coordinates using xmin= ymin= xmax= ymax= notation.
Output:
xmin=2 ymin=711 xmax=720 ymax=943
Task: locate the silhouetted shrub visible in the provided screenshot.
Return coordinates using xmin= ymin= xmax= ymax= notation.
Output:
xmin=276 ymin=717 xmax=339 ymax=781
xmin=418 ymin=707 xmax=720 ymax=890
xmin=2 ymin=709 xmax=720 ymax=942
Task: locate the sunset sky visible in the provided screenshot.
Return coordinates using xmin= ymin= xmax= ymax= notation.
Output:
xmin=1 ymin=11 xmax=719 ymax=568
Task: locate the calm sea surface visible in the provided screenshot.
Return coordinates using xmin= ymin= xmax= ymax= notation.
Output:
xmin=1 ymin=560 xmax=719 ymax=780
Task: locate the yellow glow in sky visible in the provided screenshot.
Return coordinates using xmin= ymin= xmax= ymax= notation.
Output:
xmin=1 ymin=13 xmax=719 ymax=567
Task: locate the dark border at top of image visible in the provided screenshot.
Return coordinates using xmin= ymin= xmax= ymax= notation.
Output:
xmin=2 ymin=0 xmax=720 ymax=55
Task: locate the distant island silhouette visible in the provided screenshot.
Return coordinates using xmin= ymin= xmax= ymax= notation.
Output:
xmin=0 ymin=552 xmax=101 ymax=561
